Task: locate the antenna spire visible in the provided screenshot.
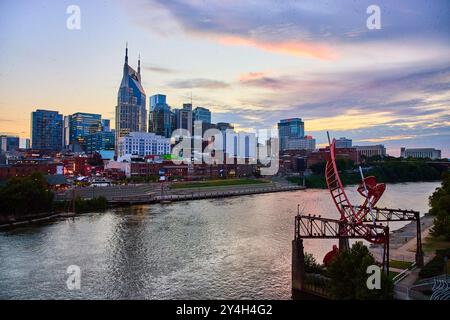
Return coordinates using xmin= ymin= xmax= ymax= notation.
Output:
xmin=138 ymin=53 xmax=141 ymax=74
xmin=125 ymin=42 xmax=128 ymax=64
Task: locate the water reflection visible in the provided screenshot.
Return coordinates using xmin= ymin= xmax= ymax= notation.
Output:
xmin=0 ymin=182 xmax=439 ymax=299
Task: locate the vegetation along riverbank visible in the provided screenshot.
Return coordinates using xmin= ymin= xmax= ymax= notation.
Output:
xmin=288 ymin=158 xmax=448 ymax=189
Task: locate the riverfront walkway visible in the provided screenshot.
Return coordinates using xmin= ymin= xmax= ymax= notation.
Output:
xmin=368 ymin=216 xmax=438 ymax=300
xmin=55 ymin=180 xmax=305 ymax=205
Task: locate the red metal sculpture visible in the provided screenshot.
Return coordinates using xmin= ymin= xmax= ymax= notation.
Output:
xmin=325 ymin=138 xmax=386 ymax=244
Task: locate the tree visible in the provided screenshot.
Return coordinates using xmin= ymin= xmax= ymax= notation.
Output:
xmin=327 ymin=242 xmax=393 ymax=299
xmin=304 ymin=252 xmax=325 ymax=274
xmin=0 ymin=172 xmax=54 ymax=217
xmin=430 ymin=172 xmax=450 ymax=240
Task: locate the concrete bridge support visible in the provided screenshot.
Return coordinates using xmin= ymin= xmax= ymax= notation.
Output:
xmin=292 ymin=238 xmax=306 ymax=293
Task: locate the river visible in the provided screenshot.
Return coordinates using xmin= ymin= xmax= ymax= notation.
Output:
xmin=0 ymin=182 xmax=439 ymax=299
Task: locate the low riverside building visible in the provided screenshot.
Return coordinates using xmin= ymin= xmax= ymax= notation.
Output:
xmin=400 ymin=147 xmax=441 ymax=160
xmin=0 ymin=163 xmax=59 ymax=180
xmin=117 ymin=132 xmax=171 ymax=161
xmin=306 ymin=147 xmax=359 ymax=168
xmin=105 ymin=158 xmax=188 ymax=179
xmin=354 ymin=145 xmax=386 ymax=159
xmin=286 ymin=136 xmax=316 ymax=152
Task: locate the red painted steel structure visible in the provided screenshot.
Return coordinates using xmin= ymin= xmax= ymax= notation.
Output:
xmin=325 ymin=138 xmax=387 ymax=244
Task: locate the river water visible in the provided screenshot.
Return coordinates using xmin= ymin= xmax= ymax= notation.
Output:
xmin=0 ymin=182 xmax=439 ymax=299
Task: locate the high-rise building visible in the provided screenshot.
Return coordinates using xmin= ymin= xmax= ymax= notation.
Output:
xmin=400 ymin=147 xmax=441 ymax=160
xmin=0 ymin=135 xmax=20 ymax=152
xmin=85 ymin=131 xmax=115 ymax=154
xmin=174 ymin=103 xmax=193 ymax=135
xmin=216 ymin=122 xmax=234 ymax=132
xmin=150 ymin=94 xmax=167 ymax=109
xmin=115 ymin=46 xmax=147 ymax=153
xmin=117 ymin=132 xmax=170 ymax=159
xmin=67 ymin=112 xmax=102 ymax=151
xmin=31 ymin=109 xmax=63 ymax=151
xmin=193 ymin=107 xmax=211 ymax=124
xmin=148 ymin=94 xmax=174 ymax=138
xmin=21 ymin=138 xmax=31 ymax=150
xmin=101 ymin=119 xmax=111 ymax=132
xmin=277 ymin=118 xmax=305 ymax=152
xmin=336 ymin=137 xmax=352 ymax=148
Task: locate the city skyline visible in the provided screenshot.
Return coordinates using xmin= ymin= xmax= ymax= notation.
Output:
xmin=0 ymin=0 xmax=449 ymax=157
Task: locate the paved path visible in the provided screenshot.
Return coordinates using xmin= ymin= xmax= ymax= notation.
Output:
xmin=369 ymin=215 xmax=434 ymax=262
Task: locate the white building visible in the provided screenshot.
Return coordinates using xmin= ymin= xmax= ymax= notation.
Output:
xmin=336 ymin=137 xmax=352 ymax=148
xmin=225 ymin=131 xmax=257 ymax=161
xmin=117 ymin=132 xmax=170 ymax=160
xmin=401 ymin=147 xmax=441 ymax=160
xmin=286 ymin=136 xmax=316 ymax=151
xmin=355 ymin=145 xmax=387 ymax=158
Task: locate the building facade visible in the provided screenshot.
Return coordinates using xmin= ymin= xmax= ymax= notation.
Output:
xmin=148 ymin=94 xmax=174 ymax=138
xmin=193 ymin=107 xmax=211 ymax=124
xmin=117 ymin=132 xmax=171 ymax=160
xmin=85 ymin=131 xmax=115 ymax=154
xmin=31 ymin=109 xmax=63 ymax=151
xmin=174 ymin=103 xmax=193 ymax=135
xmin=115 ymin=46 xmax=147 ymax=153
xmin=66 ymin=112 xmax=102 ymax=150
xmin=355 ymin=145 xmax=387 ymax=158
xmin=0 ymin=135 xmax=20 ymax=152
xmin=277 ymin=118 xmax=305 ymax=152
xmin=101 ymin=119 xmax=111 ymax=132
xmin=335 ymin=137 xmax=352 ymax=148
xmin=286 ymin=136 xmax=316 ymax=151
xmin=400 ymin=148 xmax=441 ymax=160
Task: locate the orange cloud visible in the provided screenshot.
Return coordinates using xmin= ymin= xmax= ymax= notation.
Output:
xmin=217 ymin=35 xmax=337 ymax=60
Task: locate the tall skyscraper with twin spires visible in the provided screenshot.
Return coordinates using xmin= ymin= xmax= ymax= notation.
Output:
xmin=115 ymin=45 xmax=147 ymax=154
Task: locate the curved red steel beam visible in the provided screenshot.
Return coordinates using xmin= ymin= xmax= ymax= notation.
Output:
xmin=325 ymin=138 xmax=386 ymax=244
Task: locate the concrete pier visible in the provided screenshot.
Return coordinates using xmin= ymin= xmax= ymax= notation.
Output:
xmin=292 ymin=238 xmax=306 ymax=293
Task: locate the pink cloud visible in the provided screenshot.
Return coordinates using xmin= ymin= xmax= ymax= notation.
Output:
xmin=217 ymin=35 xmax=337 ymax=60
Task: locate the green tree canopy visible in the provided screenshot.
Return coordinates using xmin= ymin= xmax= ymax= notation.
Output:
xmin=430 ymin=172 xmax=450 ymax=240
xmin=326 ymin=242 xmax=393 ymax=299
xmin=0 ymin=172 xmax=54 ymax=216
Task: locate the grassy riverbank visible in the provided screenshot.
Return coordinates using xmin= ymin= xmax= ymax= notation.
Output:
xmin=170 ymin=178 xmax=269 ymax=189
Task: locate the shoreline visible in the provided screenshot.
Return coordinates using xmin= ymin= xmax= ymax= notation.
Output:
xmin=0 ymin=212 xmax=77 ymax=229
xmin=0 ymin=185 xmax=304 ymax=229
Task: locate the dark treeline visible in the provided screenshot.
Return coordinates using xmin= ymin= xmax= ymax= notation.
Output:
xmin=0 ymin=172 xmax=108 ymax=221
xmin=290 ymin=158 xmax=447 ymax=188
xmin=0 ymin=172 xmax=54 ymax=217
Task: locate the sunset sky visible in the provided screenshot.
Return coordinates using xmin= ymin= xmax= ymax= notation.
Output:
xmin=0 ymin=0 xmax=449 ymax=156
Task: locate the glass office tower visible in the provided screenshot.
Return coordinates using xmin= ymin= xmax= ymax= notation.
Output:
xmin=115 ymin=46 xmax=147 ymax=153
xmin=67 ymin=112 xmax=102 ymax=150
xmin=193 ymin=107 xmax=211 ymax=124
xmin=31 ymin=109 xmax=63 ymax=151
xmin=277 ymin=118 xmax=305 ymax=152
xmin=148 ymin=94 xmax=174 ymax=138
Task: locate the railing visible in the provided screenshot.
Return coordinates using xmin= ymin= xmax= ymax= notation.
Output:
xmin=392 ymin=262 xmax=417 ymax=284
xmin=294 ymin=214 xmax=388 ymax=240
